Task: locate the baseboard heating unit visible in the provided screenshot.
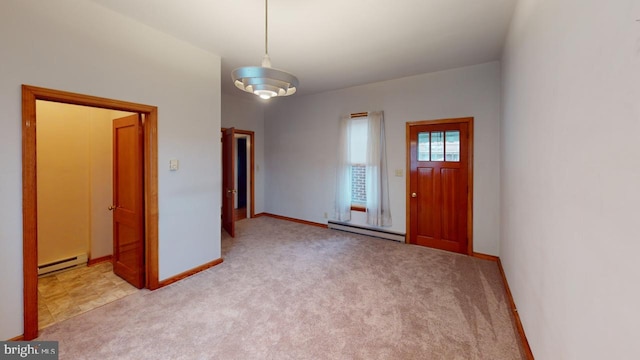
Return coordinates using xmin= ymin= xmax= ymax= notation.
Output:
xmin=38 ymin=253 xmax=88 ymax=277
xmin=328 ymin=221 xmax=405 ymax=242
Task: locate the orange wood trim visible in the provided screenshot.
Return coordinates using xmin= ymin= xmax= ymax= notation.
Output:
xmin=405 ymin=117 xmax=474 ymax=255
xmin=350 ymin=112 xmax=368 ymax=118
xmin=157 ymin=258 xmax=224 ymax=288
xmin=472 ymin=252 xmax=499 ymax=262
xmin=405 ymin=122 xmax=411 ymax=245
xmin=87 ymin=255 xmax=113 ymax=266
xmin=8 ymin=334 xmax=25 ymax=341
xmin=497 ymin=258 xmax=535 ymax=359
xmin=473 ymin=252 xmax=534 ymax=358
xmin=350 ymin=204 xmax=366 ymax=212
xmin=21 ymin=85 xmax=160 ymax=339
xmin=254 ymin=213 xmax=329 ymax=229
xmin=467 ymin=119 xmax=474 ymax=255
xmin=22 ymin=86 xmax=38 ymax=341
xmin=22 ymin=85 xmax=156 ymax=113
xmin=406 ymin=117 xmax=473 ymax=126
xmin=233 ymin=207 xmax=248 ymax=221
xmin=145 ymin=108 xmax=160 ymax=290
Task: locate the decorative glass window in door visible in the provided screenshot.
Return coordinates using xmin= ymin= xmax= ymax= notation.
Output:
xmin=417 ymin=131 xmax=460 ymax=162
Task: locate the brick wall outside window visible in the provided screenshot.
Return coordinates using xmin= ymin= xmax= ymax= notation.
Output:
xmin=351 ymin=165 xmax=366 ymax=204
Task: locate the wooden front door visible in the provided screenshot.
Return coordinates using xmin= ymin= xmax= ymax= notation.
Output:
xmin=112 ymin=114 xmax=145 ymax=288
xmin=408 ymin=119 xmax=472 ymax=254
xmin=222 ymin=127 xmax=236 ymax=237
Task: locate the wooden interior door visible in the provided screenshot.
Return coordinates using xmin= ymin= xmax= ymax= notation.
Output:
xmin=409 ymin=121 xmax=470 ymax=254
xmin=112 ymin=114 xmax=145 ymax=288
xmin=222 ymin=127 xmax=236 ymax=237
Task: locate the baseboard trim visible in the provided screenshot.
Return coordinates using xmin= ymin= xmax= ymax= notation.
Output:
xmin=496 ymin=258 xmax=534 ymax=360
xmin=157 ymin=258 xmax=224 ymax=288
xmin=472 ymin=252 xmax=499 ymax=262
xmin=472 ymin=252 xmax=533 ymax=359
xmin=254 ymin=212 xmax=328 ymax=229
xmin=87 ymin=255 xmax=112 ymax=266
xmin=7 ymin=335 xmax=24 ymax=341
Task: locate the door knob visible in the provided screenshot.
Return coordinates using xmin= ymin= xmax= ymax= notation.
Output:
xmin=411 ymin=193 xmax=417 ymax=198
xmin=108 ymin=205 xmax=117 ymax=210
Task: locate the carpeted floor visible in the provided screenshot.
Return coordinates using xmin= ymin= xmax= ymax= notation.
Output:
xmin=37 ymin=217 xmax=525 ymax=359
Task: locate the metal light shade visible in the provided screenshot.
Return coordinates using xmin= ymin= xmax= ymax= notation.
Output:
xmin=231 ymin=0 xmax=298 ymax=100
xmin=231 ymin=65 xmax=298 ymax=99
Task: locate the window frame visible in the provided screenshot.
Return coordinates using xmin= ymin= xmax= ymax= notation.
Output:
xmin=349 ymin=112 xmax=368 ymax=212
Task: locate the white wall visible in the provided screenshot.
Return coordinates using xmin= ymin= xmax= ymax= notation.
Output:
xmin=222 ymin=93 xmax=266 ymax=214
xmin=0 ymin=0 xmax=221 ymax=340
xmin=264 ymin=62 xmax=502 ymax=255
xmin=501 ymin=0 xmax=640 ymax=358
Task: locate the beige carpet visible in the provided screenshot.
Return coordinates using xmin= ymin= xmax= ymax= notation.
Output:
xmin=37 ymin=217 xmax=525 ymax=359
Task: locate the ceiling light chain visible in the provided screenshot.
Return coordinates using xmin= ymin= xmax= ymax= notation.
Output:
xmin=231 ymin=0 xmax=299 ymax=100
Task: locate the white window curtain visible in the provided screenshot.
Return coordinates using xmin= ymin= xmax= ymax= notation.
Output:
xmin=334 ymin=115 xmax=352 ymax=222
xmin=365 ymin=111 xmax=392 ymax=226
xmin=334 ymin=111 xmax=392 ymax=226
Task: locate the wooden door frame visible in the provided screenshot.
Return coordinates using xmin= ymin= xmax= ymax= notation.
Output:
xmin=405 ymin=117 xmax=474 ymax=255
xmin=21 ymin=85 xmax=159 ymax=340
xmin=221 ymin=128 xmax=256 ymax=218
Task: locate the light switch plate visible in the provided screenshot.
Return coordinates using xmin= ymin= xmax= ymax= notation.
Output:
xmin=169 ymin=159 xmax=179 ymax=171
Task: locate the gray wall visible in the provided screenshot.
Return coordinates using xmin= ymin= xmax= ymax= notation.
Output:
xmin=264 ymin=62 xmax=502 ymax=255
xmin=0 ymin=0 xmax=221 ymax=339
xmin=501 ymin=0 xmax=640 ymax=358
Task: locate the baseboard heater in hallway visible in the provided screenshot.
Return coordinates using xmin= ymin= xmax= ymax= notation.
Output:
xmin=328 ymin=221 xmax=405 ymax=242
xmin=38 ymin=253 xmax=88 ymax=277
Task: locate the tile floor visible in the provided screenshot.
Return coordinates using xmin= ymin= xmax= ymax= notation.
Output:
xmin=38 ymin=262 xmax=138 ymax=329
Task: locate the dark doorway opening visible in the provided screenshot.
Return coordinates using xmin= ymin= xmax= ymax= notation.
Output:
xmin=237 ymin=137 xmax=248 ymax=209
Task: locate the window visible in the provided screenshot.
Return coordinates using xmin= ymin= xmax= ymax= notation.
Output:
xmin=417 ymin=130 xmax=460 ymax=162
xmin=335 ymin=111 xmax=391 ymax=226
xmin=351 ymin=164 xmax=366 ymax=205
xmin=349 ymin=117 xmax=368 ymax=209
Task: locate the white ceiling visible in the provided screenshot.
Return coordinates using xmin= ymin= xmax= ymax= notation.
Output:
xmin=87 ymin=0 xmax=517 ymax=97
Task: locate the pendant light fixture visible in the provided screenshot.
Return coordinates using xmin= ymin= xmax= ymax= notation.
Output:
xmin=231 ymin=0 xmax=299 ymax=100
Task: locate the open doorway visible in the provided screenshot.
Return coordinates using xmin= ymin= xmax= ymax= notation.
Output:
xmin=35 ymin=101 xmax=140 ymax=329
xmin=22 ymin=85 xmax=159 ymax=340
xmin=221 ymin=128 xmax=255 ymax=236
